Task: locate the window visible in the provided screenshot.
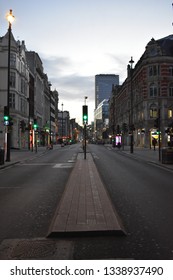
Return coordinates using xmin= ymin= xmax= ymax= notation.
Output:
xmin=149 ymin=83 xmax=157 ymax=97
xmin=149 ymin=66 xmax=153 ymax=76
xmin=150 ymin=104 xmax=158 ymax=118
xmin=10 ymin=72 xmax=16 ymax=88
xmin=20 ymin=98 xmax=27 ymax=114
xmin=9 ymin=93 xmax=15 ymax=109
xmin=10 ymin=53 xmax=16 ymax=67
xmin=21 ymin=79 xmax=25 ymax=94
xmin=169 ymin=83 xmax=173 ymax=97
xmin=148 ymin=65 xmax=159 ymax=76
xmin=169 ymin=66 xmax=173 ymax=76
xmin=153 ymin=65 xmax=157 ymax=76
xmin=168 ymin=109 xmax=172 ymax=118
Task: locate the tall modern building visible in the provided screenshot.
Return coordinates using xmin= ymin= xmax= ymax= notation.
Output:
xmin=95 ymin=74 xmax=119 ymax=109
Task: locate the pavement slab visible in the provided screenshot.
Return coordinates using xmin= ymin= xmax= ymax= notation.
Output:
xmin=48 ymin=153 xmax=125 ymax=237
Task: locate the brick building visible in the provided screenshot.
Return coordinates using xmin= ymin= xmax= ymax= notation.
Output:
xmin=109 ymin=35 xmax=173 ymax=148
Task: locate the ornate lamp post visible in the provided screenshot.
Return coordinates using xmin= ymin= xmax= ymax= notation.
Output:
xmin=6 ymin=9 xmax=15 ymax=162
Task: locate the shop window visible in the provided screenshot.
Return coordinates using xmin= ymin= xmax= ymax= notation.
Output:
xmin=150 ymin=104 xmax=158 ymax=118
xmin=168 ymin=109 xmax=173 ymax=118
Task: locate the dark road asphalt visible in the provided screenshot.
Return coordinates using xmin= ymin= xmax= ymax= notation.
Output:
xmin=0 ymin=143 xmax=173 ymax=259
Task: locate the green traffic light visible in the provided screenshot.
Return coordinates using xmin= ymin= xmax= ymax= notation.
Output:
xmin=4 ymin=115 xmax=9 ymax=121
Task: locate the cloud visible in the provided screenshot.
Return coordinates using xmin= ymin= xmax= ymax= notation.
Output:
xmin=52 ymin=74 xmax=94 ymax=101
xmin=41 ymin=55 xmax=73 ymax=77
xmin=105 ymin=53 xmax=130 ymax=83
xmin=41 ymin=54 xmax=95 ymax=101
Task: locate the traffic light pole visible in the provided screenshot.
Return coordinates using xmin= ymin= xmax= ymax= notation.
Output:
xmin=82 ymin=103 xmax=88 ymax=159
xmin=158 ymin=108 xmax=161 ymax=161
xmin=35 ymin=131 xmax=37 ymax=153
xmin=84 ymin=123 xmax=86 ymax=159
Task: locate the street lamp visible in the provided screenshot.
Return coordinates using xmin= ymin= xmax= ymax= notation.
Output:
xmin=84 ymin=96 xmax=88 ymax=105
xmin=49 ymin=83 xmax=52 ymax=147
xmin=129 ymin=56 xmax=134 ymax=154
xmin=6 ymin=9 xmax=15 ymax=162
xmin=61 ymin=103 xmax=63 ymax=141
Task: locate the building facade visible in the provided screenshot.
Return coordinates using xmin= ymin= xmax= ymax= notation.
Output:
xmin=94 ymin=74 xmax=119 ymax=142
xmin=109 ymin=35 xmax=173 ymax=148
xmin=94 ymin=99 xmax=109 ymax=141
xmin=0 ymin=32 xmax=57 ymax=150
xmin=95 ymin=74 xmax=119 ymax=109
xmin=0 ymin=32 xmax=29 ymax=149
xmin=57 ymin=110 xmax=70 ymax=143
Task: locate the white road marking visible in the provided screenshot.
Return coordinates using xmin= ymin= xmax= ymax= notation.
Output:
xmin=53 ymin=163 xmax=74 ymax=168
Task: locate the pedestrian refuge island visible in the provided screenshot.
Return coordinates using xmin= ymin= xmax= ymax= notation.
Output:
xmin=48 ymin=153 xmax=125 ymax=237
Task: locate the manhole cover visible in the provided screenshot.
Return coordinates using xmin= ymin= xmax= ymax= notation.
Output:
xmin=11 ymin=239 xmax=56 ymax=259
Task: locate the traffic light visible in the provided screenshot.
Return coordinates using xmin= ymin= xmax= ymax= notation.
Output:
xmin=33 ymin=118 xmax=38 ymax=130
xmin=4 ymin=106 xmax=9 ymax=126
xmin=82 ymin=105 xmax=88 ymax=124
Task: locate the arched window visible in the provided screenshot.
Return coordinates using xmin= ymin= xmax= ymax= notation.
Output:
xmin=149 ymin=83 xmax=157 ymax=97
xmin=149 ymin=103 xmax=158 ymax=118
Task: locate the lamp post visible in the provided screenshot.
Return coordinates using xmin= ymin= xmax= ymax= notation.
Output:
xmin=61 ymin=103 xmax=63 ymax=142
xmin=49 ymin=84 xmax=52 ymax=147
xmin=157 ymin=106 xmax=161 ymax=161
xmin=6 ymin=9 xmax=15 ymax=162
xmin=129 ymin=56 xmax=134 ymax=154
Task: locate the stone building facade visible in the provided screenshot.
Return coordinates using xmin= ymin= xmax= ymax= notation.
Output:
xmin=0 ymin=32 xmax=29 ymax=148
xmin=0 ymin=31 xmax=59 ymax=149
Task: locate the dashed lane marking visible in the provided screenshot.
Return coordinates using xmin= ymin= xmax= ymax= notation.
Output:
xmin=92 ymin=153 xmax=99 ymax=159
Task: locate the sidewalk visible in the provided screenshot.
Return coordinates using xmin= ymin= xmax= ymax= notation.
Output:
xmin=0 ymin=146 xmax=48 ymax=169
xmin=106 ymin=144 xmax=173 ymax=171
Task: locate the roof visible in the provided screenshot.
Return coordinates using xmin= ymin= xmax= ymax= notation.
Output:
xmin=156 ymin=34 xmax=173 ymax=56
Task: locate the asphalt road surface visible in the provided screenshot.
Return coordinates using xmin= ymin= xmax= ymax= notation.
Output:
xmin=0 ymin=143 xmax=173 ymax=259
xmin=0 ymin=144 xmax=79 ymax=240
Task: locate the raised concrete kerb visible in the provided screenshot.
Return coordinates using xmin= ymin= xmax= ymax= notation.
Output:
xmin=48 ymin=152 xmax=126 ymax=237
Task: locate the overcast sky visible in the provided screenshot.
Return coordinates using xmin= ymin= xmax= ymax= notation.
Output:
xmin=1 ymin=0 xmax=173 ymax=124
